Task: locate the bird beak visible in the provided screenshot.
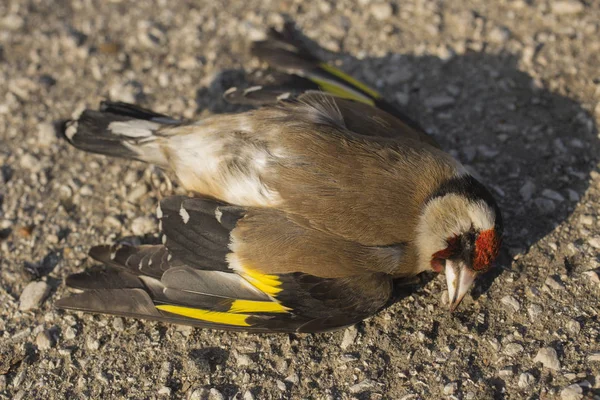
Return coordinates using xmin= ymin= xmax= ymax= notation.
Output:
xmin=445 ymin=260 xmax=477 ymax=312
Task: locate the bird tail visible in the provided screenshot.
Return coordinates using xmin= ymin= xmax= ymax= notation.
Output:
xmin=240 ymin=22 xmax=424 ymax=132
xmin=250 ymin=22 xmax=383 ymax=106
xmin=63 ymin=101 xmax=179 ymax=166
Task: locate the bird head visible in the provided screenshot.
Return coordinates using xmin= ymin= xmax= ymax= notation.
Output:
xmin=416 ymin=175 xmax=503 ymax=311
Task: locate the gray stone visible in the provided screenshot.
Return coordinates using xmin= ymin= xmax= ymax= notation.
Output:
xmin=489 ymin=26 xmax=510 ymax=43
xmin=501 ymin=295 xmax=521 ymax=312
xmin=158 ymin=386 xmax=172 ymax=396
xmin=130 ymin=216 xmax=155 ymax=236
xmin=588 ymin=352 xmax=600 ymax=362
xmin=341 ymin=325 xmax=358 ymax=349
xmin=588 ymin=237 xmax=600 ymax=249
xmin=20 ymin=153 xmax=42 ymax=173
xmin=542 ymin=189 xmax=565 ymax=202
xmin=534 ymin=347 xmax=561 ymax=370
xmin=86 ymin=337 xmax=100 ymax=351
xmin=518 ymin=372 xmax=536 ymax=388
xmin=349 ymin=379 xmax=376 ymax=393
xmin=551 ymin=1 xmax=584 ymax=14
xmin=19 ymin=281 xmax=51 ymax=311
xmin=503 ymin=343 xmax=524 ymax=356
xmin=37 ymin=123 xmax=56 ymax=147
xmin=209 ymin=388 xmax=224 ymax=400
xmin=560 ymin=384 xmax=583 ymax=400
xmin=370 ymin=3 xmax=393 ymax=20
xmin=36 ymin=330 xmax=54 ymax=350
xmin=519 ymin=181 xmax=536 ymax=201
xmin=424 ymin=94 xmax=455 ymax=109
xmin=235 ymin=353 xmax=253 ymax=367
xmin=443 ymin=382 xmax=458 ymax=395
xmin=285 ymin=373 xmax=299 ymax=385
xmin=534 ymin=198 xmax=556 ymax=214
xmin=545 ymin=276 xmax=565 ymax=290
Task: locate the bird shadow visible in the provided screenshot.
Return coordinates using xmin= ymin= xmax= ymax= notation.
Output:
xmin=196 ymin=27 xmax=599 ymax=305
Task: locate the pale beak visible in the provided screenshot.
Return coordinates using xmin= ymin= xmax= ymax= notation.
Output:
xmin=445 ymin=260 xmax=477 ymax=312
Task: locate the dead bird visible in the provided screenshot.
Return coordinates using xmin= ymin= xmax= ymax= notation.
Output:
xmin=56 ymin=23 xmax=503 ymax=333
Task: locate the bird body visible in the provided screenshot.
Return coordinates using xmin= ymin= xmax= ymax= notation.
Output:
xmin=57 ymin=24 xmax=502 ymax=332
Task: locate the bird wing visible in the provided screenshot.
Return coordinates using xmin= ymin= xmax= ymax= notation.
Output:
xmin=247 ymin=22 xmax=430 ymax=139
xmin=56 ymin=196 xmax=395 ymax=332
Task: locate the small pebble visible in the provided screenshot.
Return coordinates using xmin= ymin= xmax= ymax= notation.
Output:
xmin=209 ymin=388 xmax=225 ymax=400
xmin=545 ymin=276 xmax=565 ymax=291
xmin=37 ymin=123 xmax=56 ymax=147
xmin=36 ymin=330 xmax=54 ymax=350
xmin=501 ymin=295 xmax=520 ymax=312
xmin=504 ymin=343 xmax=524 ymax=356
xmin=86 ymin=337 xmax=100 ymax=351
xmin=64 ymin=326 xmax=77 ymax=340
xmin=551 ymin=0 xmax=584 ymax=15
xmin=276 ymin=380 xmax=286 ymax=391
xmin=19 ymin=281 xmax=51 ymax=311
xmin=158 ymin=386 xmax=171 ymax=396
xmin=566 ymin=320 xmax=581 ymax=335
xmin=534 ymin=198 xmax=556 ymax=214
xmin=519 ymin=181 xmax=536 ymax=201
xmin=20 ymin=153 xmax=42 ymax=173
xmin=341 ymin=325 xmax=358 ymax=349
xmin=499 ymin=366 xmax=514 ymax=377
xmin=349 ymin=379 xmax=376 ymax=394
xmin=370 ymin=3 xmax=393 ymax=20
xmin=130 ymin=216 xmax=155 ymax=236
xmin=112 ymin=317 xmax=125 ymax=331
xmin=584 ymin=270 xmax=600 ymax=284
xmin=489 ymin=26 xmax=510 ymax=43
xmin=243 ymin=391 xmax=255 ymax=400
xmin=560 ymin=384 xmax=583 ymax=400
xmin=518 ymin=372 xmax=535 ymax=388
xmin=285 ymin=373 xmax=299 ymax=385
xmin=424 ymin=94 xmax=455 ymax=109
xmin=534 ymin=347 xmax=561 ymax=370
xmin=235 ymin=353 xmax=253 ymax=367
xmin=127 ymin=184 xmax=148 ymax=202
xmin=588 ymin=352 xmax=600 ymax=362
xmin=587 ymin=237 xmax=600 ymax=249
xmin=187 ymin=388 xmax=208 ymax=400
xmin=443 ymin=382 xmax=458 ymax=395
xmin=542 ymin=189 xmax=565 ymax=202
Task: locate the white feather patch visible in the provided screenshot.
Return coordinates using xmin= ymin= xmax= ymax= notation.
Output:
xmin=179 ymin=205 xmax=190 ymax=224
xmin=108 ymin=120 xmax=160 ymax=138
xmin=65 ymin=121 xmax=78 ymax=140
xmin=215 ymin=207 xmax=223 ymax=223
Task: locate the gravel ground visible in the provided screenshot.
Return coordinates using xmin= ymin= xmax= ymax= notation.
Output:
xmin=1 ymin=0 xmax=600 ymax=399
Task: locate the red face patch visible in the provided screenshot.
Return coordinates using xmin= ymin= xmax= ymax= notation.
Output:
xmin=473 ymin=229 xmax=501 ymax=271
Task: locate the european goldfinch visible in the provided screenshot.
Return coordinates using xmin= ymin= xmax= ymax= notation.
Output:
xmin=56 ymin=23 xmax=503 ymax=333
